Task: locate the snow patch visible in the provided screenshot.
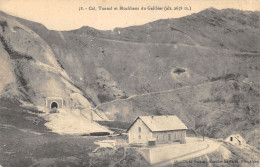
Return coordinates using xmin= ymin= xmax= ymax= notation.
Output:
xmin=80 ymin=109 xmax=108 ymax=121
xmin=33 ymin=60 xmax=70 ymax=81
xmin=10 ymin=27 xmax=16 ymax=32
xmin=94 ymin=140 xmax=116 ymax=148
xmin=0 ymin=47 xmax=15 ymax=92
xmin=59 ymin=31 xmax=65 ymax=41
xmin=59 ymin=79 xmax=77 ymax=92
xmin=70 ymin=93 xmax=92 ymax=108
xmin=43 ymin=109 xmax=112 ymax=135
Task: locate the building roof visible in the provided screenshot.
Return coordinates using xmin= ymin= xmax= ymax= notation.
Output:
xmin=127 ymin=115 xmax=188 ymax=132
xmin=226 ymin=134 xmax=245 ymax=142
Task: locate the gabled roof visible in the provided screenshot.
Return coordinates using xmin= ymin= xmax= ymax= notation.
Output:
xmin=127 ymin=115 xmax=188 ymax=132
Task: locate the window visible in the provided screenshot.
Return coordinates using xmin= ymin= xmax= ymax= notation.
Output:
xmin=230 ymin=137 xmax=233 ymax=141
xmin=156 ymin=135 xmax=159 ymax=141
xmin=139 ymin=135 xmax=141 ymax=139
xmin=168 ymin=134 xmax=171 ymax=141
xmin=138 ymin=127 xmax=141 ymax=133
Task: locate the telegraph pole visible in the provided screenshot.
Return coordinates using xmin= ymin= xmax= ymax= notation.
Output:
xmin=202 ymin=125 xmax=205 ymax=141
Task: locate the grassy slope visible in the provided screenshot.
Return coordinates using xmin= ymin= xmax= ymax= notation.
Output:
xmin=0 ymin=101 xmax=257 ymax=167
xmin=0 ymin=99 xmax=133 ymax=167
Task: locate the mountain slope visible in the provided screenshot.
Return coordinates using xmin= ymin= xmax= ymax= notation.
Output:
xmin=0 ymin=11 xmax=112 ymax=135
xmin=0 ymin=12 xmax=92 ymax=109
xmin=15 ymin=8 xmax=259 ymax=100
xmin=0 ymin=9 xmax=259 ymax=147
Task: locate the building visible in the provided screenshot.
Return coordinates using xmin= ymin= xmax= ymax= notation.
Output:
xmin=45 ymin=97 xmax=63 ymax=109
xmin=127 ymin=115 xmax=188 ymax=145
xmin=225 ymin=134 xmax=246 ymax=146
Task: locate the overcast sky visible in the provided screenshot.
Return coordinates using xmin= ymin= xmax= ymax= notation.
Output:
xmin=0 ymin=0 xmax=259 ymax=30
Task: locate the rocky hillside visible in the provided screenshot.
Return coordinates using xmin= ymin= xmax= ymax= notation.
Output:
xmin=0 ymin=9 xmax=259 ymax=147
xmin=0 ymin=10 xmax=112 ymax=135
xmin=0 ymin=12 xmax=94 ymax=110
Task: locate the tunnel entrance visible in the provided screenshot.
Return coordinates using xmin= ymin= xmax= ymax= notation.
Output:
xmin=173 ymin=68 xmax=186 ymax=75
xmin=51 ymin=102 xmax=58 ymax=108
xmin=46 ymin=97 xmax=63 ymax=109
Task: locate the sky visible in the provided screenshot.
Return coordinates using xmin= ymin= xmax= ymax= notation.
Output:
xmin=0 ymin=0 xmax=259 ymax=30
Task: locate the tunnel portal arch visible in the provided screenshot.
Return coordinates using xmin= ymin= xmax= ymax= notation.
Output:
xmin=46 ymin=97 xmax=63 ymax=109
xmin=51 ymin=101 xmax=58 ymax=108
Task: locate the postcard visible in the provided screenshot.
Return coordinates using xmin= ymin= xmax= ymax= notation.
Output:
xmin=0 ymin=0 xmax=259 ymax=166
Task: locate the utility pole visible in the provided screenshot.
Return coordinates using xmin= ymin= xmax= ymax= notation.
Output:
xmin=202 ymin=125 xmax=205 ymax=141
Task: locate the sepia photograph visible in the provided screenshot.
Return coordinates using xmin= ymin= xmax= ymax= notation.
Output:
xmin=0 ymin=0 xmax=259 ymax=166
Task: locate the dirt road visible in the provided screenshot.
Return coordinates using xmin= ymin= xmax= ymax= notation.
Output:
xmin=153 ymin=138 xmax=220 ymax=167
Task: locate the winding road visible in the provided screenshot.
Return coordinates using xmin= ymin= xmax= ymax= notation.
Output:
xmin=152 ymin=138 xmax=220 ymax=167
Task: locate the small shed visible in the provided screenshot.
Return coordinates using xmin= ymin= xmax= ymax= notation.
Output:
xmin=127 ymin=115 xmax=188 ymax=145
xmin=46 ymin=97 xmax=63 ymax=109
xmin=225 ymin=134 xmax=246 ymax=146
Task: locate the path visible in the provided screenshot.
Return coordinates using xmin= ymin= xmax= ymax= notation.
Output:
xmin=78 ymin=34 xmax=259 ymax=55
xmin=153 ymin=138 xmax=220 ymax=167
xmin=94 ymin=80 xmax=213 ymax=111
xmin=85 ymin=80 xmax=216 ymax=120
xmin=109 ymin=147 xmax=126 ymax=167
xmin=89 ymin=76 xmax=259 ymax=119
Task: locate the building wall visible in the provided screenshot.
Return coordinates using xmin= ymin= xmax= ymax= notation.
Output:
xmin=225 ymin=135 xmax=246 ymax=145
xmin=128 ymin=119 xmax=187 ymax=145
xmin=139 ymin=140 xmax=208 ymax=164
xmin=152 ymin=130 xmax=186 ymax=143
xmin=128 ymin=119 xmax=152 ymax=144
xmin=46 ymin=99 xmax=63 ymax=108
